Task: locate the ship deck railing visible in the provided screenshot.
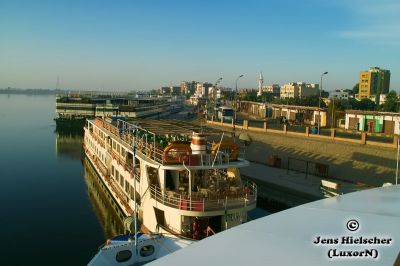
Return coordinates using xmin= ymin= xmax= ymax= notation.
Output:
xmin=96 ymin=118 xmax=246 ymax=167
xmin=149 ymin=179 xmax=257 ymax=212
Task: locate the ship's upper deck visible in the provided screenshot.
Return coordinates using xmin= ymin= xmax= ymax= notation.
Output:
xmin=87 ymin=117 xmax=248 ymax=169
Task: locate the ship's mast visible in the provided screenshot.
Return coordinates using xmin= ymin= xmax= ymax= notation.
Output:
xmin=133 ymin=130 xmax=138 ymax=252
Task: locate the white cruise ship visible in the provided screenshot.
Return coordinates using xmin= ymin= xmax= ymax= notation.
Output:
xmin=84 ymin=117 xmax=257 ymax=264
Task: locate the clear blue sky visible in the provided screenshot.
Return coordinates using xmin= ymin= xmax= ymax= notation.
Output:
xmin=1 ymin=0 xmax=399 ymax=91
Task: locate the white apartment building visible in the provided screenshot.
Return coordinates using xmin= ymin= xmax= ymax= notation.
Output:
xmin=262 ymin=84 xmax=280 ymax=96
xmin=280 ymin=82 xmax=319 ymax=98
xmin=329 ymin=89 xmax=349 ymax=100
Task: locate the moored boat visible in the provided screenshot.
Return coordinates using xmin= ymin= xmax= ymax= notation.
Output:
xmin=55 ymin=93 xmax=185 ymax=128
xmin=84 ymin=117 xmax=257 ymax=264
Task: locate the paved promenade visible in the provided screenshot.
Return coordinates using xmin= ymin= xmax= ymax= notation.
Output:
xmin=204 ymin=121 xmax=396 ymax=186
xmin=240 ymin=161 xmax=371 ymax=205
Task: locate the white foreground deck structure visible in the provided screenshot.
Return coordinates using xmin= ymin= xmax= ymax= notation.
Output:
xmin=150 ymin=185 xmax=400 ymax=266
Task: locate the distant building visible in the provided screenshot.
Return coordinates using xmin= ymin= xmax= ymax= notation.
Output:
xmin=161 ymin=86 xmax=171 ymax=94
xmin=263 ymin=84 xmax=280 ymax=97
xmin=280 ymin=82 xmax=319 ymax=98
xmin=161 ymin=86 xmax=181 ymax=95
xmin=358 ymin=67 xmax=390 ymax=103
xmin=345 ymin=110 xmax=400 ymax=134
xmin=171 ymin=86 xmax=181 ymax=95
xmin=329 ymin=89 xmax=349 ymax=100
xmin=366 ymin=94 xmax=387 ymax=105
xmin=271 ymin=104 xmax=327 ymax=127
xmin=203 ymin=83 xmax=212 ymax=98
xmin=188 ymin=81 xmax=215 ymax=105
xmin=180 ymin=81 xmax=196 ymax=95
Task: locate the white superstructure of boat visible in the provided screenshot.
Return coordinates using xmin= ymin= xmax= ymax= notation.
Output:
xmin=84 ymin=117 xmax=257 ymax=264
xmin=55 ymin=93 xmax=184 ymax=126
xmin=88 ymin=232 xmax=193 ymax=266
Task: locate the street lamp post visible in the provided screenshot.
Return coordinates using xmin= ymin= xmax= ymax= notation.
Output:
xmin=396 ymin=134 xmax=399 ymax=185
xmin=235 ymin=74 xmax=243 ymax=94
xmin=234 ymin=74 xmax=244 ymax=138
xmin=318 ymin=71 xmax=328 ymax=134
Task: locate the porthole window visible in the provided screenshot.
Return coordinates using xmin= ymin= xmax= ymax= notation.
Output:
xmin=115 ymin=250 xmax=132 ymax=262
xmin=140 ymin=245 xmax=155 ymax=257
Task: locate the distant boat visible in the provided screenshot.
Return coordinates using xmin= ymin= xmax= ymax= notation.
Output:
xmin=55 ymin=93 xmax=185 ymax=127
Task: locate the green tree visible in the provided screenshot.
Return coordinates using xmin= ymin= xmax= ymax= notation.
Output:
xmin=328 ymin=99 xmax=346 ymax=113
xmin=328 ymin=99 xmax=347 ymax=127
xmin=259 ymin=92 xmax=274 ymax=103
xmin=301 ymin=95 xmax=325 ymax=107
xmin=379 ymin=90 xmax=399 ymax=112
xmin=320 ymin=90 xmax=329 ymax=98
xmin=352 ymin=83 xmax=359 ymax=95
xmin=221 ymin=90 xmax=234 ymax=101
xmin=350 ymin=98 xmax=376 ymax=110
xmin=241 ymin=91 xmax=258 ymax=102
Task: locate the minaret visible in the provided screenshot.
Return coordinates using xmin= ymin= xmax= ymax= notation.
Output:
xmin=257 ymin=72 xmax=263 ymax=96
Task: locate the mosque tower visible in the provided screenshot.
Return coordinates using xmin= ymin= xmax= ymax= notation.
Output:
xmin=257 ymin=72 xmax=263 ymax=96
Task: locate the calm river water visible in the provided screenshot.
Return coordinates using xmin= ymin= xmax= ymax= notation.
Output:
xmin=0 ymin=94 xmax=268 ymax=265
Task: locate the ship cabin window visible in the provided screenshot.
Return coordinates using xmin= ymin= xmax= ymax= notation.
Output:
xmin=147 ymin=166 xmax=160 ymax=188
xmin=115 ymin=170 xmax=120 ymax=182
xmin=139 ymin=245 xmax=155 ymax=257
xmin=115 ymin=250 xmax=132 ymax=262
xmin=135 ymin=158 xmax=141 ymax=177
xmin=126 ymin=152 xmax=133 ymax=166
xmin=125 ymin=180 xmax=129 ymax=194
xmin=178 ymin=170 xmax=190 ymax=192
xmin=165 ymin=170 xmax=176 ymax=191
xmin=120 ymin=175 xmax=124 ymax=188
xmin=130 ymin=188 xmax=141 ymax=204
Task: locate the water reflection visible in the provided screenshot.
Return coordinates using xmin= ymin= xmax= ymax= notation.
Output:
xmin=55 ymin=127 xmax=83 ymax=159
xmin=82 ymin=157 xmax=125 ymax=239
xmin=55 ymin=125 xmax=126 ymax=239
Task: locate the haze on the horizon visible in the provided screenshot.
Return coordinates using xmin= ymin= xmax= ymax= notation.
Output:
xmin=1 ymin=0 xmax=399 ymax=91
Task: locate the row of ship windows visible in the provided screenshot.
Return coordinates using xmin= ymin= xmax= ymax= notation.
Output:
xmin=111 ymin=164 xmax=138 ymax=198
xmin=89 ymin=129 xmax=140 ymax=201
xmin=93 ymin=124 xmax=128 ymax=158
xmin=112 ymin=139 xmax=127 ymax=157
xmin=86 ymin=135 xmax=106 ymax=164
xmin=94 ymin=127 xmax=106 ymax=141
xmin=92 ymin=126 xmax=128 ymax=163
